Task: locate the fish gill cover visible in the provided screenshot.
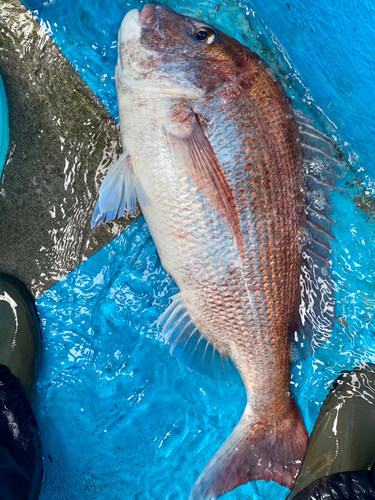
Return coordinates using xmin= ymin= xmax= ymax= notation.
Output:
xmin=10 ymin=0 xmax=375 ymax=499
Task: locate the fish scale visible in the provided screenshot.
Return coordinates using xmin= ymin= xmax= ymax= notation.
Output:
xmin=199 ymin=88 xmax=302 ymax=367
xmin=201 ymin=89 xmax=298 ymax=402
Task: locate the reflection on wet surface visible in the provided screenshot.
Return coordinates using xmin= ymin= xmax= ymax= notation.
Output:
xmin=0 ymin=0 xmax=140 ymax=297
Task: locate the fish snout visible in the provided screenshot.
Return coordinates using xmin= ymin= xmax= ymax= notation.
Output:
xmin=119 ymin=5 xmax=158 ymax=44
xmin=119 ymin=9 xmax=141 ymax=44
xmin=138 ymin=4 xmax=157 ymax=27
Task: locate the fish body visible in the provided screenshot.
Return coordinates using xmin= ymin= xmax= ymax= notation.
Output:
xmin=93 ymin=5 xmax=309 ymax=498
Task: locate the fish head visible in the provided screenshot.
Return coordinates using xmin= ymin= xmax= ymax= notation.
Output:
xmin=117 ymin=4 xmax=256 ymax=99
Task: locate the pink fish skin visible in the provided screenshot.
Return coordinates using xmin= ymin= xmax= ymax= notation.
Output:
xmin=93 ymin=4 xmax=309 ymax=499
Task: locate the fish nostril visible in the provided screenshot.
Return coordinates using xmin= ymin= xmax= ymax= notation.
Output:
xmin=138 ymin=4 xmax=157 ymax=26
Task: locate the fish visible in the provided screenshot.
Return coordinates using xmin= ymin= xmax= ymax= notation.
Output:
xmin=91 ymin=4 xmax=337 ymax=498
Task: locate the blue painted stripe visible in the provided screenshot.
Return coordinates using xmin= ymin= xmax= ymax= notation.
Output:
xmin=0 ymin=75 xmax=9 ymax=179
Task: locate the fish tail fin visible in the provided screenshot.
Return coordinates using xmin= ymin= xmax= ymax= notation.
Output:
xmin=190 ymin=400 xmax=308 ymax=500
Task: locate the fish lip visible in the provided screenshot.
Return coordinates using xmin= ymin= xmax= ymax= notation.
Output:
xmin=117 ymin=9 xmax=142 ymax=78
xmin=118 ymin=9 xmax=140 ymax=49
xmin=118 ymin=5 xmax=157 ymax=44
xmin=137 ymin=4 xmax=157 ymax=28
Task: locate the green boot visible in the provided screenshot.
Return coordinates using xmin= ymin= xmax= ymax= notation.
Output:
xmin=289 ymin=364 xmax=375 ymax=499
xmin=0 ymin=274 xmax=41 ymax=408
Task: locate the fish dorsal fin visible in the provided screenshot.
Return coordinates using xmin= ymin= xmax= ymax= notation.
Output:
xmin=91 ymin=152 xmax=150 ymax=227
xmin=294 ymin=111 xmax=343 ymax=358
xmin=158 ymin=293 xmax=242 ymax=386
xmin=164 ymin=107 xmax=245 ymax=257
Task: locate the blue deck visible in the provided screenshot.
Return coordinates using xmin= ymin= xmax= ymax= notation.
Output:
xmin=0 ymin=75 xmax=8 ymax=177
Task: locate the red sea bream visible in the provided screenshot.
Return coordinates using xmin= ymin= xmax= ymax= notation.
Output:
xmin=92 ymin=5 xmax=313 ymax=498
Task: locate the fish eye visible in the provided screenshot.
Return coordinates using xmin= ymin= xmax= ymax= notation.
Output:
xmin=195 ymin=27 xmax=217 ymax=45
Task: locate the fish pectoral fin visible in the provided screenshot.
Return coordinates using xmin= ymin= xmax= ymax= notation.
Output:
xmin=190 ymin=401 xmax=308 ymax=500
xmin=91 ymin=152 xmax=150 ymax=228
xmin=164 ymin=108 xmax=245 ymax=256
xmin=158 ymin=293 xmax=242 ymax=386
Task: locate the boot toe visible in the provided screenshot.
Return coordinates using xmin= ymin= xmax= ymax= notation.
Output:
xmin=0 ymin=274 xmax=41 ymax=407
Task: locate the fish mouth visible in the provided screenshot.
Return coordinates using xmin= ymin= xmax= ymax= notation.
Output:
xmin=118 ymin=9 xmax=141 ymax=45
xmin=138 ymin=4 xmax=157 ymax=27
xmin=117 ymin=5 xmax=224 ymax=99
xmin=118 ymin=4 xmax=159 ymax=44
xmin=117 ymin=6 xmax=207 ymax=99
xmin=118 ymin=6 xmax=158 ymax=77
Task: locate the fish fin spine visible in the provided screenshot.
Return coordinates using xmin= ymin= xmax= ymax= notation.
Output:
xmin=91 ymin=152 xmax=150 ymax=228
xmin=190 ymin=399 xmax=308 ymax=499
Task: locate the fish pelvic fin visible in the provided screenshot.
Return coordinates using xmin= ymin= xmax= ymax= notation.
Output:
xmin=91 ymin=152 xmax=150 ymax=228
xmin=190 ymin=399 xmax=308 ymax=500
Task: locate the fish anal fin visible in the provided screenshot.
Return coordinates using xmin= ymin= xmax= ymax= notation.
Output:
xmin=190 ymin=400 xmax=308 ymax=499
xmin=164 ymin=106 xmax=245 ymax=257
xmin=91 ymin=152 xmax=150 ymax=228
xmin=158 ymin=293 xmax=242 ymax=386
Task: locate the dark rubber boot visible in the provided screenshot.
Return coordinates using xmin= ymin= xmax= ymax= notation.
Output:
xmin=289 ymin=364 xmax=375 ymax=500
xmin=0 ymin=274 xmax=40 ymax=408
xmin=0 ymin=365 xmax=43 ymax=499
xmin=292 ymin=471 xmax=375 ymax=500
xmin=0 ymin=274 xmax=43 ymax=499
